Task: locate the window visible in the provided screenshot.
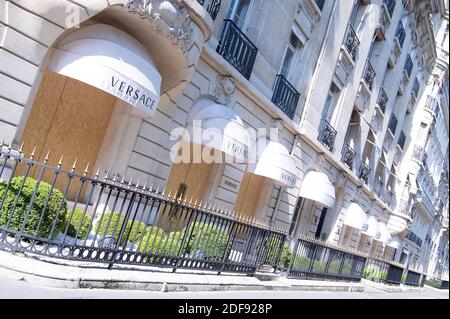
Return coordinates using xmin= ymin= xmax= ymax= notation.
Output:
xmin=280 ymin=31 xmax=303 ymax=80
xmin=228 ymin=0 xmax=252 ymax=29
xmin=322 ymin=82 xmax=341 ymax=124
xmin=289 ymin=197 xmax=305 ymax=235
xmin=314 ymin=207 xmax=328 ymax=239
xmin=350 ymin=1 xmax=361 ymax=26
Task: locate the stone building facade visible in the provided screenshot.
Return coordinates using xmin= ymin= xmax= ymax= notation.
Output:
xmin=0 ymin=0 xmax=448 ymax=279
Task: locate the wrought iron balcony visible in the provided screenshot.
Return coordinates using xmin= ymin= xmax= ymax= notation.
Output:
xmin=341 ymin=143 xmax=356 ymax=170
xmin=385 ymin=190 xmax=394 ymax=208
xmin=377 ymin=88 xmax=388 ymax=114
xmin=399 ymin=200 xmax=412 ymax=217
xmin=412 ymin=145 xmax=426 ymax=163
xmin=217 ymin=19 xmax=258 ymax=80
xmin=344 ymin=24 xmax=360 ymax=61
xmin=374 ymin=178 xmax=384 ymax=198
xmin=359 ymin=162 xmax=371 ymax=184
xmin=387 ymin=114 xmax=398 ymax=135
xmin=397 ymin=131 xmax=406 ymax=150
xmin=412 ymin=77 xmax=420 ymax=97
xmin=272 ymin=74 xmax=300 ymax=119
xmin=363 ymin=59 xmax=376 ymax=91
xmin=383 ymin=0 xmax=396 ymax=18
xmin=314 ymin=0 xmax=325 ymax=10
xmin=395 ymin=21 xmax=406 ymax=48
xmin=425 ymin=95 xmax=437 ymax=112
xmin=318 ymin=119 xmax=337 ymax=152
xmin=404 ymin=54 xmax=413 ymax=78
xmin=196 ymin=0 xmax=221 ymax=20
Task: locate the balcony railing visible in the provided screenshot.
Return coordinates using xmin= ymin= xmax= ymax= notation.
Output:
xmin=272 ymin=74 xmax=300 ymax=119
xmin=407 ymin=231 xmax=423 ymax=247
xmin=374 ymin=178 xmax=384 ymax=198
xmin=344 ymin=24 xmax=360 ymax=61
xmin=196 ymin=0 xmax=221 ymax=20
xmin=399 ymin=200 xmax=412 ymax=217
xmin=217 ymin=19 xmax=258 ymax=80
xmin=387 ymin=114 xmax=398 ymax=135
xmin=404 ymin=54 xmax=413 ymax=78
xmin=397 ymin=131 xmax=406 ymax=150
xmin=363 ymin=59 xmax=376 ymax=91
xmin=385 ymin=190 xmax=394 ymax=208
xmin=314 ymin=0 xmax=325 ymax=10
xmin=412 ymin=77 xmax=420 ymax=97
xmin=359 ymin=162 xmax=371 ymax=184
xmin=395 ymin=21 xmax=406 ymax=48
xmin=425 ymin=95 xmax=437 ymax=112
xmin=383 ymin=0 xmax=396 ymax=18
xmin=341 ymin=143 xmax=356 ymax=170
xmin=412 ymin=145 xmax=426 ymax=163
xmin=377 ymin=88 xmax=388 ymax=114
xmin=318 ymin=119 xmax=337 ymax=152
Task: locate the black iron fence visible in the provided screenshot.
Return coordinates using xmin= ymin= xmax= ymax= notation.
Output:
xmin=405 ymin=270 xmax=423 ymax=287
xmin=286 ymin=236 xmax=367 ymax=282
xmin=196 ymin=0 xmax=221 ymax=21
xmin=363 ymin=258 xmax=405 ymax=285
xmin=217 ymin=19 xmax=258 ymax=80
xmin=344 ymin=24 xmax=360 ymax=61
xmin=272 ymin=74 xmax=300 ymax=120
xmin=318 ymin=119 xmax=337 ymax=152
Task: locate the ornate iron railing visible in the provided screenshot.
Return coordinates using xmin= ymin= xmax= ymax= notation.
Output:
xmin=314 ymin=0 xmax=325 ymax=10
xmin=387 ymin=114 xmax=398 ymax=135
xmin=196 ymin=0 xmax=221 ymax=20
xmin=318 ymin=119 xmax=337 ymax=152
xmin=377 ymin=88 xmax=388 ymax=114
xmin=385 ymin=190 xmax=394 ymax=208
xmin=383 ymin=0 xmax=396 ymax=18
xmin=374 ymin=178 xmax=384 ymax=198
xmin=397 ymin=131 xmax=406 ymax=150
xmin=359 ymin=162 xmax=371 ymax=184
xmin=412 ymin=145 xmax=426 ymax=162
xmin=217 ymin=19 xmax=258 ymax=80
xmin=344 ymin=23 xmax=360 ymax=61
xmin=272 ymin=74 xmax=300 ymax=120
xmin=399 ymin=199 xmax=412 ymax=217
xmin=341 ymin=143 xmax=356 ymax=170
xmin=412 ymin=77 xmax=420 ymax=97
xmin=404 ymin=54 xmax=413 ymax=78
xmin=395 ymin=21 xmax=406 ymax=48
xmin=286 ymin=236 xmax=367 ymax=282
xmin=363 ymin=59 xmax=376 ymax=91
xmin=425 ymin=95 xmax=437 ymax=112
xmin=364 ymin=258 xmax=405 ymax=286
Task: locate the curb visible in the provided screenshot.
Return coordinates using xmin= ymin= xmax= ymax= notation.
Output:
xmin=361 ymin=279 xmax=425 ymax=293
xmin=0 ymin=251 xmax=365 ymax=293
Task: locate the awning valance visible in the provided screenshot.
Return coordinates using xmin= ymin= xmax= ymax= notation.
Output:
xmin=299 ymin=171 xmax=336 ymax=208
xmin=363 ymin=216 xmax=381 ymax=239
xmin=49 ymin=24 xmax=161 ymax=118
xmin=343 ymin=203 xmax=368 ymax=231
xmin=247 ymin=139 xmax=297 ymax=188
xmin=184 ymin=97 xmax=251 ymax=162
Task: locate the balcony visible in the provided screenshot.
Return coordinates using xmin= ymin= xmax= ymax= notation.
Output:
xmin=397 ymin=130 xmax=406 ymax=150
xmin=343 ymin=24 xmax=360 ymax=62
xmin=399 ymin=200 xmax=412 ymax=217
xmin=217 ymin=19 xmax=258 ymax=80
xmin=314 ymin=0 xmax=325 ymax=10
xmin=387 ymin=114 xmax=398 ymax=136
xmin=271 ymin=74 xmax=301 ymax=119
xmin=395 ymin=21 xmax=406 ymax=49
xmin=318 ymin=119 xmax=337 ymax=152
xmin=412 ymin=77 xmax=420 ymax=98
xmin=362 ymin=59 xmax=376 ymax=91
xmin=374 ymin=178 xmax=384 ymax=199
xmin=359 ymin=162 xmax=371 ymax=184
xmin=407 ymin=231 xmax=423 ymax=247
xmin=196 ymin=0 xmax=221 ymax=20
xmin=412 ymin=145 xmax=427 ymax=163
xmin=404 ymin=54 xmax=413 ymax=79
xmin=385 ymin=190 xmax=394 ymax=208
xmin=341 ymin=143 xmax=356 ymax=170
xmin=376 ymin=88 xmax=388 ymax=114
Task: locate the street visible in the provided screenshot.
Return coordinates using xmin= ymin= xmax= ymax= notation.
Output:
xmin=0 ymin=276 xmax=448 ymax=299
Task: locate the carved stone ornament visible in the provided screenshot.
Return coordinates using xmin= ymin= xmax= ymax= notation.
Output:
xmin=335 ymin=171 xmax=347 ymax=189
xmin=213 ymin=75 xmax=236 ymax=105
xmin=126 ymin=0 xmax=193 ymax=53
xmin=314 ymin=153 xmax=326 ymax=170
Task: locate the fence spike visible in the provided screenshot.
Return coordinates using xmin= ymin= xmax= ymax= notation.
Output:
xmin=143 ymin=180 xmax=148 ymax=191
xmin=128 ymin=177 xmax=133 ymax=187
xmin=120 ymin=175 xmax=125 ymax=184
xmin=0 ymin=139 xmax=4 ymax=148
xmin=94 ymin=167 xmax=100 ymax=179
xmin=44 ymin=150 xmax=50 ymax=163
xmin=167 ymin=190 xmax=172 ymax=199
xmin=84 ymin=163 xmax=90 ymax=176
xmin=58 ymin=155 xmax=64 ymax=167
xmin=207 ymin=202 xmax=212 ymax=210
xmin=30 ymin=146 xmax=37 ymax=159
xmin=19 ymin=142 xmax=24 ymax=153
xmin=193 ymin=198 xmax=198 ymax=207
xmin=8 ymin=141 xmax=12 ymax=151
xmin=136 ymin=178 xmax=140 ymax=189
xmin=71 ymin=158 xmax=78 ymax=171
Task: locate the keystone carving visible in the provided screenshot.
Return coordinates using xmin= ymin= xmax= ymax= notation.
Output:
xmin=213 ymin=75 xmax=236 ymax=106
xmin=127 ymin=0 xmax=193 ymax=53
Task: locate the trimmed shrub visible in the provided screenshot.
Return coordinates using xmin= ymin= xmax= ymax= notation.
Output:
xmin=263 ymin=237 xmax=292 ymax=268
xmin=65 ymin=208 xmax=92 ymax=240
xmin=94 ymin=212 xmax=147 ymax=245
xmin=0 ymin=176 xmax=67 ymax=238
xmin=292 ymin=256 xmax=312 ymax=270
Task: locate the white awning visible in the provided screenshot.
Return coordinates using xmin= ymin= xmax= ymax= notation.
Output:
xmin=247 ymin=139 xmax=297 ymax=188
xmin=184 ymin=97 xmax=251 ymax=162
xmin=363 ymin=216 xmax=381 ymax=239
xmin=388 ymin=236 xmax=402 ymax=249
xmin=343 ymin=203 xmax=368 ymax=231
xmin=378 ymin=222 xmax=392 ymax=244
xmin=49 ymin=24 xmax=161 ymax=118
xmin=299 ymin=171 xmax=336 ymax=208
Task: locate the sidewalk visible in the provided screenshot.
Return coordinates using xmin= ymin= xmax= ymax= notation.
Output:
xmin=0 ymin=250 xmax=364 ymax=293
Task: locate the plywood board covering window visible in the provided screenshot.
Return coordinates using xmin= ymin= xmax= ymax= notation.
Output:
xmin=19 ymin=71 xmax=116 ymax=200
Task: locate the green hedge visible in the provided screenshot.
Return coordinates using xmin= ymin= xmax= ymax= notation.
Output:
xmin=65 ymin=208 xmax=92 ymax=240
xmin=94 ymin=212 xmax=147 ymax=245
xmin=264 ymin=238 xmax=292 ymax=268
xmin=0 ymin=176 xmax=67 ymax=238
xmin=425 ymin=279 xmax=443 ymax=289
